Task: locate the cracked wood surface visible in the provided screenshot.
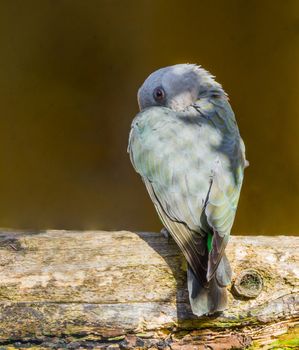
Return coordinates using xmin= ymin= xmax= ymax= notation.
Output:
xmin=0 ymin=230 xmax=298 ymax=349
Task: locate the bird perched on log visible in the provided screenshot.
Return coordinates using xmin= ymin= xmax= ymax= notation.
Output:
xmin=128 ymin=64 xmax=247 ymax=316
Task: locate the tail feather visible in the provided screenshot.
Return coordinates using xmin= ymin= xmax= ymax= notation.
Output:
xmin=216 ymin=253 xmax=232 ymax=287
xmin=187 ymin=255 xmax=231 ymax=316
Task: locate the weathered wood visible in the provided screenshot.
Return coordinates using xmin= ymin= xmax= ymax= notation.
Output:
xmin=0 ymin=230 xmax=298 ymax=349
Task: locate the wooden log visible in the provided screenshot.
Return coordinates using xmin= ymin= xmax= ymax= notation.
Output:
xmin=0 ymin=230 xmax=298 ymax=349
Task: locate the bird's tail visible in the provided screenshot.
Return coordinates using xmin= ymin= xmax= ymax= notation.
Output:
xmin=187 ymin=254 xmax=232 ymax=316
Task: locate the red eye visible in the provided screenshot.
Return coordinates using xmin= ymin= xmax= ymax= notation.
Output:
xmin=153 ymin=87 xmax=165 ymax=101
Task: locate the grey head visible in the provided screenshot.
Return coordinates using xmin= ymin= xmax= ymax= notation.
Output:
xmin=138 ymin=64 xmax=227 ymax=112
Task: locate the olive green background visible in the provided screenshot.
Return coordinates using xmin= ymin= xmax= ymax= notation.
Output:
xmin=0 ymin=1 xmax=298 ymax=234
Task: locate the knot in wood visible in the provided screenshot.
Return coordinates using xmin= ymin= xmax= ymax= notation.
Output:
xmin=232 ymin=269 xmax=263 ymax=298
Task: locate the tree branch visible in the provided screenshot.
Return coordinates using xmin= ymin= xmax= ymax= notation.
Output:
xmin=0 ymin=230 xmax=298 ymax=349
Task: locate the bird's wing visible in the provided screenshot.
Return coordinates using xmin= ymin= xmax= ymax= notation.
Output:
xmin=143 ymin=177 xmax=208 ymax=283
xmin=195 ymin=98 xmax=246 ymax=281
xmin=128 ymin=107 xmax=210 ymax=283
xmin=128 ymin=104 xmax=246 ymax=283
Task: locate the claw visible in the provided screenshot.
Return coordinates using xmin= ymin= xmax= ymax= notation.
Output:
xmin=160 ymin=228 xmax=171 ymax=241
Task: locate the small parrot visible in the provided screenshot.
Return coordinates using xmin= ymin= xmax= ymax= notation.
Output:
xmin=128 ymin=64 xmax=247 ymax=316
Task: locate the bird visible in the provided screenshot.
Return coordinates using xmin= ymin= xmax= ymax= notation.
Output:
xmin=128 ymin=64 xmax=247 ymax=316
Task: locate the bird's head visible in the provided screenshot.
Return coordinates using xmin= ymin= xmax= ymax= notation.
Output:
xmin=137 ymin=64 xmax=227 ymax=112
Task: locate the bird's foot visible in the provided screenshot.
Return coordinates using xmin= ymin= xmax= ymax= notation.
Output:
xmin=160 ymin=227 xmax=172 ymax=241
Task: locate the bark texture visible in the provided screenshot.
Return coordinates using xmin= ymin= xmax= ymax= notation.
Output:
xmin=0 ymin=230 xmax=298 ymax=349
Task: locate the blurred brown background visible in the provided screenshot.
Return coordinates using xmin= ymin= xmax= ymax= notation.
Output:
xmin=0 ymin=0 xmax=298 ymax=234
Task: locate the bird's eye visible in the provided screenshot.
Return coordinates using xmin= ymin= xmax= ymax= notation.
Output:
xmin=153 ymin=87 xmax=165 ymax=101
